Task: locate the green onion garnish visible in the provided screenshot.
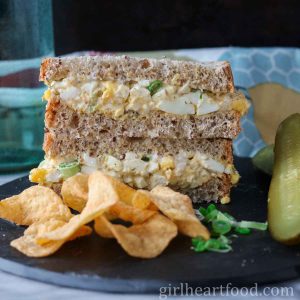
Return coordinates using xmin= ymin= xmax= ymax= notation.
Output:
xmin=199 ymin=207 xmax=207 ymax=217
xmin=235 ymin=227 xmax=251 ymax=235
xmin=192 ymin=235 xmax=232 ymax=253
xmin=212 ymin=220 xmax=232 ymax=235
xmin=58 ymin=160 xmax=81 ymax=180
xmin=193 ymin=204 xmax=268 ymax=254
xmin=146 ymin=80 xmax=163 ymax=96
xmin=238 ymin=221 xmax=268 ymax=231
xmin=205 ymin=210 xmax=219 ymax=222
xmin=207 ymin=204 xmax=217 ymax=213
xmin=192 ymin=237 xmax=207 ymax=252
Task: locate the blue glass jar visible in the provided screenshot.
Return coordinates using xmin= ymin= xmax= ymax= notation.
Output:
xmin=0 ymin=0 xmax=54 ymax=171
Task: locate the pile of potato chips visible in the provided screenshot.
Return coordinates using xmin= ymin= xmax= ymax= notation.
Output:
xmin=0 ymin=172 xmax=209 ymax=258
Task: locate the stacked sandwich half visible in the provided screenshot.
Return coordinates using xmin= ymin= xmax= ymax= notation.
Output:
xmin=30 ymin=56 xmax=249 ymax=203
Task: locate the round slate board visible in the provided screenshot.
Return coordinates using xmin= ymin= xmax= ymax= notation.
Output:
xmin=0 ymin=157 xmax=299 ymax=293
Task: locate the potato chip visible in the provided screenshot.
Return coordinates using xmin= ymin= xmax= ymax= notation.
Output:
xmin=61 ymin=173 xmax=135 ymax=210
xmin=108 ymin=176 xmax=136 ymax=205
xmin=61 ymin=173 xmax=88 ymax=212
xmin=150 ymin=186 xmax=210 ymax=239
xmin=68 ymin=224 xmax=92 ymax=241
xmin=0 ymin=186 xmax=72 ymax=225
xmin=94 ymin=217 xmax=114 ymax=238
xmin=36 ymin=171 xmax=119 ymax=244
xmin=99 ymin=214 xmax=177 ymax=258
xmin=132 ymin=190 xmax=158 ymax=211
xmin=10 ymin=219 xmax=91 ymax=257
xmin=94 ymin=201 xmax=156 ymax=238
xmin=109 ymin=201 xmax=156 ymax=224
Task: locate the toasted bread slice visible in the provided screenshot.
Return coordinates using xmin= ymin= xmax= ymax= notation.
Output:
xmin=40 ymin=55 xmax=234 ymax=93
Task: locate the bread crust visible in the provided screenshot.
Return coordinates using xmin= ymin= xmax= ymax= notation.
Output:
xmin=40 ymin=55 xmax=234 ymax=93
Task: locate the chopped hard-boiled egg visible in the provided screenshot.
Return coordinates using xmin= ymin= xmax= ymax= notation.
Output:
xmin=160 ymin=156 xmax=175 ymax=170
xmin=29 ymin=168 xmax=48 ymax=184
xmin=123 ymin=159 xmax=148 ymax=175
xmin=197 ymin=94 xmax=220 ymax=115
xmin=51 ymin=79 xmax=248 ymax=118
xmin=42 ymin=89 xmax=51 ymax=101
xmin=32 ymin=151 xmax=239 ymax=190
xmin=60 ymin=86 xmax=80 ymax=102
xmin=105 ymin=155 xmax=122 ymax=172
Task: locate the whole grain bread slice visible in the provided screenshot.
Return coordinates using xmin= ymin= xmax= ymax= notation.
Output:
xmin=44 ymin=99 xmax=241 ymax=150
xmin=40 ymin=55 xmax=234 ymax=93
xmin=44 ymin=126 xmax=233 ymax=163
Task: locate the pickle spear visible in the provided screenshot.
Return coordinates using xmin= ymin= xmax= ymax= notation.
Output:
xmin=252 ymin=145 xmax=274 ymax=175
xmin=268 ymin=113 xmax=300 ymax=245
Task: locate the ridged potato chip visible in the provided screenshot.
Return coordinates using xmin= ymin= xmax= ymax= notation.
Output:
xmin=108 ymin=176 xmax=136 ymax=205
xmin=109 ymin=201 xmax=156 ymax=224
xmin=0 ymin=186 xmax=72 ymax=225
xmin=61 ymin=173 xmax=136 ymax=212
xmin=94 ymin=217 xmax=114 ymax=238
xmin=61 ymin=173 xmax=88 ymax=212
xmin=10 ymin=219 xmax=91 ymax=257
xmin=132 ymin=190 xmax=158 ymax=211
xmin=99 ymin=214 xmax=177 ymax=258
xmin=150 ymin=186 xmax=210 ymax=239
xmin=5 ymin=170 xmax=208 ymax=259
xmin=94 ymin=201 xmax=157 ymax=238
xmin=36 ymin=171 xmax=119 ymax=244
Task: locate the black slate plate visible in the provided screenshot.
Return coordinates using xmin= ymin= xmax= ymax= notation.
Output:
xmin=0 ymin=157 xmax=299 ymax=293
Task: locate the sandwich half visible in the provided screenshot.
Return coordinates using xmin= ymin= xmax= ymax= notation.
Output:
xmin=30 ymin=55 xmax=248 ymax=203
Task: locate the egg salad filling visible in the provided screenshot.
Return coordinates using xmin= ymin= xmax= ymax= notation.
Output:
xmin=30 ymin=152 xmax=239 ymax=190
xmin=44 ymin=78 xmax=249 ymax=118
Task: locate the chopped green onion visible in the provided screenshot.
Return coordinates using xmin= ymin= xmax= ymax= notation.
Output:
xmin=146 ymin=80 xmax=163 ymax=96
xmin=215 ymin=211 xmax=235 ymax=225
xmin=192 ymin=237 xmax=207 ymax=252
xmin=191 ymin=237 xmax=202 ymax=247
xmin=205 ymin=239 xmax=221 ymax=250
xmin=238 ymin=221 xmax=268 ymax=231
xmin=194 ymin=242 xmax=207 ymax=252
xmin=58 ymin=160 xmax=81 ymax=179
xmin=207 ymin=204 xmax=217 ymax=213
xmin=141 ymin=155 xmax=150 ymax=162
xmin=218 ymin=234 xmax=232 ymax=245
xmin=235 ymin=227 xmax=251 ymax=235
xmin=205 ymin=209 xmax=218 ymax=222
xmin=193 ymin=204 xmax=267 ymax=254
xmin=199 ymin=207 xmax=207 ymax=217
xmin=191 ymin=235 xmax=233 ymax=253
xmin=223 ymin=212 xmax=236 ymax=222
xmin=212 ymin=220 xmax=232 ymax=235
xmin=194 ymin=243 xmax=206 ymax=252
xmin=208 ymin=245 xmax=232 ymax=253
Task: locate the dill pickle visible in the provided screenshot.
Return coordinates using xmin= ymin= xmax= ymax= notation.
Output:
xmin=268 ymin=113 xmax=300 ymax=245
xmin=252 ymin=145 xmax=274 ymax=175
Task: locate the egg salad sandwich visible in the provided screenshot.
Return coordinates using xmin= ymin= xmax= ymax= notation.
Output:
xmin=30 ymin=55 xmax=249 ymax=203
